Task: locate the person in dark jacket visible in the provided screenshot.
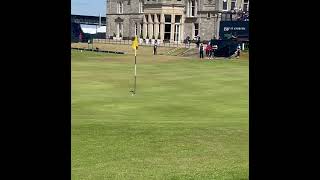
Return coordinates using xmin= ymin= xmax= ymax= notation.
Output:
xmin=212 ymin=45 xmax=218 ymax=59
xmin=186 ymin=36 xmax=191 ymax=48
xmin=199 ymin=43 xmax=204 ymax=59
xmin=153 ymin=40 xmax=158 ymax=55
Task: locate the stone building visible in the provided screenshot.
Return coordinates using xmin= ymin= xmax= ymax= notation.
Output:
xmin=106 ymin=0 xmax=249 ymax=42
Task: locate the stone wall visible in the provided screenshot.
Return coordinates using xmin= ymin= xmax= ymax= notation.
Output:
xmin=106 ymin=0 xmax=248 ymax=40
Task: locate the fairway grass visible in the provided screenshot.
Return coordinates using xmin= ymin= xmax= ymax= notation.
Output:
xmin=72 ymin=50 xmax=248 ymax=180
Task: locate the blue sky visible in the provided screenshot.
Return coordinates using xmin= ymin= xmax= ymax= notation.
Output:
xmin=71 ymin=0 xmax=106 ymax=16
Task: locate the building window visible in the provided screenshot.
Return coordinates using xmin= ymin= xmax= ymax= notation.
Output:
xmin=164 ymin=24 xmax=171 ymax=40
xmin=191 ymin=0 xmax=195 ymax=17
xmin=194 ymin=23 xmax=199 ymax=37
xmin=174 ymin=24 xmax=180 ymax=41
xmin=174 ymin=15 xmax=181 ymax=41
xmin=165 ymin=15 xmax=171 ymax=23
xmin=243 ymin=0 xmax=249 ymax=12
xmin=231 ymin=0 xmax=237 ymax=10
xmin=158 ymin=23 xmax=161 ymax=38
xmin=187 ymin=0 xmax=197 ymax=17
xmin=117 ymin=2 xmax=123 ymax=14
xmin=175 ymin=15 xmax=181 ymax=23
xmin=139 ymin=0 xmax=144 ymax=13
xmin=157 ymin=14 xmax=161 ymax=38
xmin=134 ymin=23 xmax=138 ymax=36
xmin=164 ymin=15 xmax=171 ymax=40
xmin=207 ymin=13 xmax=211 ymax=18
xmin=140 ymin=23 xmax=143 ymax=36
xmin=222 ymin=0 xmax=228 ymax=11
xmin=151 ymin=14 xmax=155 ymax=38
xmin=120 ymin=2 xmax=123 ymax=14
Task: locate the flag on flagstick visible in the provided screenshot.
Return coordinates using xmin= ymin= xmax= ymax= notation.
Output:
xmin=131 ymin=36 xmax=139 ymax=50
xmin=131 ymin=36 xmax=139 ymax=95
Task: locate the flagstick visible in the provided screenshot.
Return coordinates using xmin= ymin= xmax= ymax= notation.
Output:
xmin=134 ymin=48 xmax=137 ymax=94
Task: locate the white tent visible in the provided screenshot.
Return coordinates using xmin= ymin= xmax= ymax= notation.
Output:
xmin=97 ymin=26 xmax=106 ymax=33
xmin=80 ymin=24 xmax=106 ymax=34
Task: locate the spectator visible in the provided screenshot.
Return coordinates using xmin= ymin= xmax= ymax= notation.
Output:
xmin=184 ymin=37 xmax=188 ymax=48
xmin=206 ymin=43 xmax=212 ymax=59
xmin=196 ymin=37 xmax=201 ymax=48
xmin=238 ymin=44 xmax=241 ymax=50
xmin=235 ymin=45 xmax=241 ymax=59
xmin=212 ymin=44 xmax=218 ymax=59
xmin=153 ymin=40 xmax=158 ymax=55
xmin=79 ymin=32 xmax=83 ymax=42
xmin=209 ymin=45 xmax=214 ymax=59
xmin=199 ymin=43 xmax=204 ymax=59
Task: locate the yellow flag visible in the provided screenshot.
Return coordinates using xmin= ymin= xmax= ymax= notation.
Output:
xmin=131 ymin=36 xmax=139 ymax=50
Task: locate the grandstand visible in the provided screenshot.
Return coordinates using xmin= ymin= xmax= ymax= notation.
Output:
xmin=71 ymin=14 xmax=106 ymax=43
xmin=72 ymin=23 xmax=107 ymax=43
xmin=71 ymin=22 xmax=84 ymax=43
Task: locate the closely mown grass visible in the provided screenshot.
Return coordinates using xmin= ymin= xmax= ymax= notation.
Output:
xmin=72 ymin=50 xmax=248 ymax=180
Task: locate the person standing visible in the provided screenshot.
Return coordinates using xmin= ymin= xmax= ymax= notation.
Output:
xmin=205 ymin=43 xmax=210 ymax=58
xmin=210 ymin=45 xmax=214 ymax=59
xmin=238 ymin=44 xmax=241 ymax=51
xmin=199 ymin=43 xmax=204 ymax=59
xmin=235 ymin=45 xmax=241 ymax=59
xmin=212 ymin=44 xmax=218 ymax=59
xmin=79 ymin=32 xmax=83 ymax=42
xmin=206 ymin=43 xmax=212 ymax=59
xmin=153 ymin=40 xmax=158 ymax=55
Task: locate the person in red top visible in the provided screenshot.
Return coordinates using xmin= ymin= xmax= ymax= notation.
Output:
xmin=206 ymin=44 xmax=212 ymax=59
xmin=79 ymin=32 xmax=83 ymax=42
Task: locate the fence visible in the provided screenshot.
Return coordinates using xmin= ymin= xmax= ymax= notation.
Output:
xmin=92 ymin=39 xmax=197 ymax=48
xmin=71 ymin=47 xmax=125 ymax=54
